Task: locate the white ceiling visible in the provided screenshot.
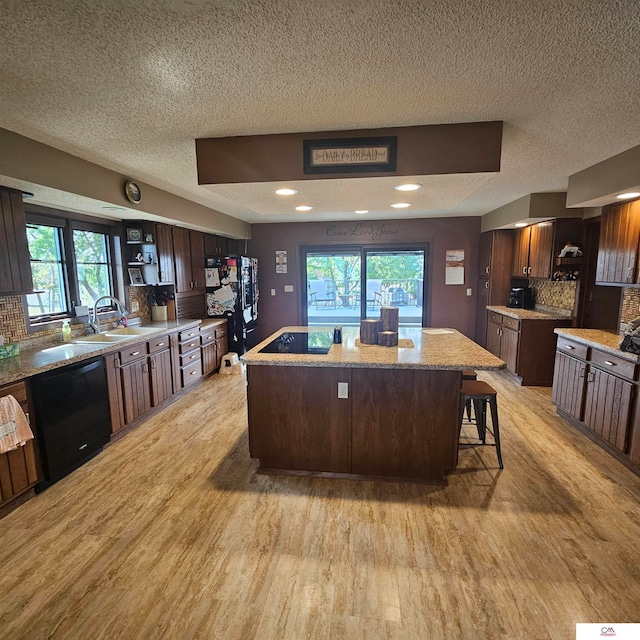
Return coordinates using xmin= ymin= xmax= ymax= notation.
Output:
xmin=1 ymin=0 xmax=639 ymax=225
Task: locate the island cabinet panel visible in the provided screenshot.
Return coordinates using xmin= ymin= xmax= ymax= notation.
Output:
xmin=350 ymin=369 xmax=460 ymax=479
xmin=247 ymin=366 xmax=352 ymax=473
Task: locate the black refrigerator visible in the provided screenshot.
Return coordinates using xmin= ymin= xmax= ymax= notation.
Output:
xmin=205 ymin=256 xmax=259 ymax=354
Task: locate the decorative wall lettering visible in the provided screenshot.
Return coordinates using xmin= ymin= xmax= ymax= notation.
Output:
xmin=325 ymin=223 xmax=399 ymax=241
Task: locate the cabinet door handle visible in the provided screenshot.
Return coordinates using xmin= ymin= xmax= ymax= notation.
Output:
xmin=485 ymin=281 xmax=489 ymax=289
xmin=151 ymin=360 xmax=156 ymax=370
xmin=130 ymin=351 xmax=140 ymax=356
xmin=579 ymin=367 xmax=585 ymax=378
xmin=587 ymin=372 xmax=595 ymax=382
xmin=143 ymin=363 xmax=148 ymax=373
xmin=156 ymin=342 xmax=165 ymax=347
xmin=485 ymin=266 xmax=490 ymax=274
xmin=604 ymin=360 xmax=615 ymax=366
xmin=25 ymin=412 xmax=30 ymax=425
xmin=527 ymin=266 xmax=532 ymax=274
xmin=523 ymin=267 xmax=527 ymax=274
xmin=564 ymin=344 xmax=574 ymax=350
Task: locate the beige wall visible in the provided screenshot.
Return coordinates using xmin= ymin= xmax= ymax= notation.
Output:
xmin=0 ymin=128 xmax=250 ymax=239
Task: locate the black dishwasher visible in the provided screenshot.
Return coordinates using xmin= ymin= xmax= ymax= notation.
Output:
xmin=31 ymin=356 xmax=110 ymax=489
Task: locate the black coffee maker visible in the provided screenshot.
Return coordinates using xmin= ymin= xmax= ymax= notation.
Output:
xmin=507 ymin=286 xmax=534 ymax=309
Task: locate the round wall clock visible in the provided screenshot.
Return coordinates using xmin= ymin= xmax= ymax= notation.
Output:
xmin=124 ymin=181 xmax=141 ymax=204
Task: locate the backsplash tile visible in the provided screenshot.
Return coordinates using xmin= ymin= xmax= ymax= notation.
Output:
xmin=529 ymin=280 xmax=577 ymax=312
xmin=0 ymin=288 xmax=151 ymax=351
xmin=621 ymin=288 xmax=640 ymax=325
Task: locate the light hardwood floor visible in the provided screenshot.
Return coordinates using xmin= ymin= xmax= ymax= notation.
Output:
xmin=0 ymin=369 xmax=639 ymax=639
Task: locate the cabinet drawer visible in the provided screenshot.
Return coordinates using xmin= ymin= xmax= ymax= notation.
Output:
xmin=0 ymin=381 xmax=28 ymax=405
xmin=502 ymin=316 xmax=520 ymax=331
xmin=148 ymin=335 xmax=170 ymax=354
xmin=118 ymin=342 xmax=148 ymax=365
xmin=556 ymin=338 xmax=589 ymax=360
xmin=179 ymin=327 xmax=200 ymax=342
xmin=201 ymin=331 xmax=216 ymax=345
xmin=488 ymin=312 xmax=503 ymax=325
xmin=590 ymin=349 xmax=637 ymax=380
xmin=215 ymin=324 xmax=227 ymax=339
xmin=181 ymin=360 xmax=202 ymax=386
xmin=179 ymin=338 xmax=200 ymax=354
xmin=180 ymin=350 xmax=202 ymax=367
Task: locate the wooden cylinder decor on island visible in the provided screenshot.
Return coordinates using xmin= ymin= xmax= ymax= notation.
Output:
xmin=380 ymin=306 xmax=399 ymax=332
xmin=360 ymin=319 xmax=381 ymax=344
xmin=378 ymin=331 xmax=398 ymax=347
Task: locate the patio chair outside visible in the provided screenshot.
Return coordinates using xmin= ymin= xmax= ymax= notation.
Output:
xmin=366 ymin=279 xmax=384 ymax=310
xmin=308 ymin=278 xmax=337 ymax=309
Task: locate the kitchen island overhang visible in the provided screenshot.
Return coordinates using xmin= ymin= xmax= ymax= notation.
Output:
xmin=242 ymin=326 xmax=505 ymax=483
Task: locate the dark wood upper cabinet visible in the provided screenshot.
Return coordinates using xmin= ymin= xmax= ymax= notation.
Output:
xmin=596 ymin=200 xmax=640 ymax=285
xmin=172 ymin=227 xmax=192 ymax=293
xmin=0 ymin=187 xmax=33 ymax=294
xmin=190 ymin=230 xmax=205 ymax=291
xmin=204 ymin=234 xmax=231 ymax=257
xmin=512 ymin=226 xmax=531 ymax=277
xmin=155 ymin=223 xmax=175 ymax=285
xmin=528 ymin=221 xmax=554 ymax=279
xmin=512 ymin=218 xmax=583 ymax=280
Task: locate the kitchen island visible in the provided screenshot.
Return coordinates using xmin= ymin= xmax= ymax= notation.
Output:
xmin=242 ymin=326 xmax=505 ymax=482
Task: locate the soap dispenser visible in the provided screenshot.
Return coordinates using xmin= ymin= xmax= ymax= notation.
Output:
xmin=62 ymin=319 xmax=72 ymax=342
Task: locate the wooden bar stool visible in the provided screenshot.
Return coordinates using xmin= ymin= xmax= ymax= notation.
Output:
xmin=459 ymin=379 xmax=504 ymax=469
xmin=462 ymin=370 xmax=477 ymax=422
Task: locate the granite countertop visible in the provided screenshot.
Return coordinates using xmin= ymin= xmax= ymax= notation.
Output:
xmin=0 ymin=318 xmax=209 ymax=386
xmin=241 ymin=326 xmax=506 ymax=371
xmin=554 ymin=328 xmax=639 ymax=361
xmin=487 ymin=305 xmax=572 ymax=321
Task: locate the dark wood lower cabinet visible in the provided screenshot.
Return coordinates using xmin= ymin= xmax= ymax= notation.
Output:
xmin=150 ymin=348 xmax=173 ymax=407
xmin=583 ymin=367 xmax=632 ymax=452
xmin=500 ymin=326 xmax=519 ymax=373
xmin=551 ymin=352 xmax=586 ymax=420
xmin=247 ymin=365 xmax=461 ymax=481
xmin=553 ymin=338 xmax=639 ymax=474
xmin=0 ymin=381 xmax=41 ymax=507
xmin=120 ymin=357 xmax=151 ymax=425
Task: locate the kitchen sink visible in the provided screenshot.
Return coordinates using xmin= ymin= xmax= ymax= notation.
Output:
xmin=105 ymin=327 xmax=158 ymax=336
xmin=72 ymin=334 xmax=130 ymax=344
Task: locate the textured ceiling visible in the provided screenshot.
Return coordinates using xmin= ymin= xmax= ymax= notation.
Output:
xmin=1 ymin=0 xmax=639 ymax=224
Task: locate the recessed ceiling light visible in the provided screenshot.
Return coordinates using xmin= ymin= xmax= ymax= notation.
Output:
xmin=355 ymin=210 xmax=369 ymax=214
xmin=394 ymin=183 xmax=422 ymax=192
xmin=390 ymin=202 xmax=411 ymax=209
xmin=295 ymin=205 xmax=313 ymax=211
xmin=515 ymin=222 xmax=528 ymax=227
xmin=616 ymin=192 xmax=640 ymax=200
xmin=275 ymin=188 xmax=298 ymax=196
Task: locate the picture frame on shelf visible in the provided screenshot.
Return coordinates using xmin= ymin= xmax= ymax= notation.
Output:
xmin=128 ymin=267 xmax=144 ymax=285
xmin=144 ymin=233 xmax=154 ymax=243
xmin=126 ymin=228 xmax=143 ymax=243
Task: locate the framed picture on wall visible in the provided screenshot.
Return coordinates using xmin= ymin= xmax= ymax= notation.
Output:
xmin=128 ymin=267 xmax=144 ymax=285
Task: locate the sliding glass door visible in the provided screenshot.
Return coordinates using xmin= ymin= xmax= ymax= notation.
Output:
xmin=364 ymin=250 xmax=425 ymax=325
xmin=303 ymin=246 xmax=427 ymax=327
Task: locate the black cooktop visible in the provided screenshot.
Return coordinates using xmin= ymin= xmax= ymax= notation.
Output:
xmin=258 ymin=331 xmax=333 ymax=355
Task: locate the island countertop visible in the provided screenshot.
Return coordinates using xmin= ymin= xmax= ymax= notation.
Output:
xmin=242 ymin=326 xmax=505 ymax=370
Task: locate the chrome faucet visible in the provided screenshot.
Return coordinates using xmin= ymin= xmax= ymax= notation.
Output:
xmin=89 ymin=296 xmax=128 ymax=334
